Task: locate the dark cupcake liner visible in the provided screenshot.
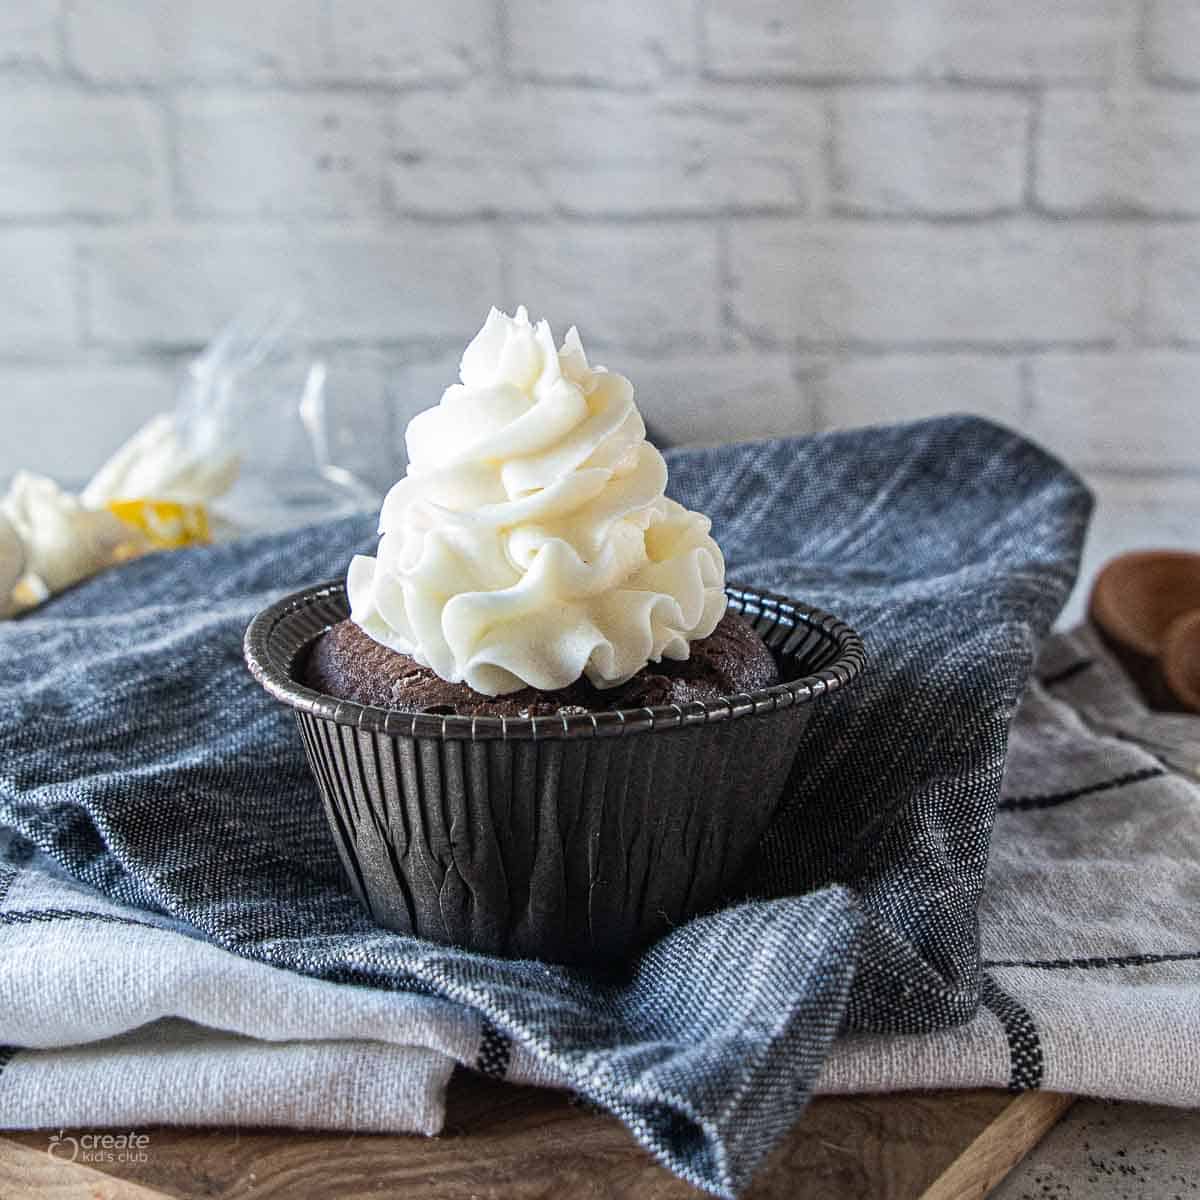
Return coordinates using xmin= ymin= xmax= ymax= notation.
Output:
xmin=244 ymin=581 xmax=865 ymax=965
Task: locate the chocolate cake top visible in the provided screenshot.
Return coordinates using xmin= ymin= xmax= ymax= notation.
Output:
xmin=304 ymin=610 xmax=779 ymax=718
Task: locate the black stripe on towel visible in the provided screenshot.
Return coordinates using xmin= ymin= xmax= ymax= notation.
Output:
xmin=997 ymin=767 xmax=1165 ymax=813
xmin=475 ymin=1019 xmax=512 ymax=1080
xmin=986 ymin=950 xmax=1200 ymax=971
xmin=1039 ymin=659 xmax=1095 ymax=688
xmin=0 ymin=1046 xmax=19 ymax=1079
xmin=980 ymin=974 xmax=1043 ymax=1093
xmin=0 ymin=908 xmax=167 ymax=933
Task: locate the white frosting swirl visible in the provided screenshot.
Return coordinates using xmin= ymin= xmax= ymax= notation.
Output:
xmin=348 ymin=307 xmax=727 ymax=697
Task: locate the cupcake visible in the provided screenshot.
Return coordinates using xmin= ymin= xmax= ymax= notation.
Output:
xmin=246 ymin=307 xmax=864 ymax=964
xmin=305 ymin=609 xmax=779 ymax=718
xmin=304 ymin=306 xmax=778 ymax=718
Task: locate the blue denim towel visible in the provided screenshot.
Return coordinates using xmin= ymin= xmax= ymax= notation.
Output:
xmin=0 ymin=416 xmax=1091 ymax=1197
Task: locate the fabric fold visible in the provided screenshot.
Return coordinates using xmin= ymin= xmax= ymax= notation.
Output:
xmin=0 ymin=416 xmax=1095 ymax=1197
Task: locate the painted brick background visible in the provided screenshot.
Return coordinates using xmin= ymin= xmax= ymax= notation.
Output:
xmin=1 ymin=0 xmax=1198 ymax=622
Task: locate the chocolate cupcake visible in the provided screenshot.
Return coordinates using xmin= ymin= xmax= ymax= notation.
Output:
xmin=304 ymin=610 xmax=779 ymax=716
xmin=246 ymin=307 xmax=865 ymax=964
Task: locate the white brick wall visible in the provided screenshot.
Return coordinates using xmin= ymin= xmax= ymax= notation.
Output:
xmin=175 ymin=94 xmax=387 ymax=218
xmin=1145 ymin=0 xmax=1200 ymax=84
xmin=729 ymin=224 xmax=1124 ymax=345
xmin=325 ymin=0 xmax=495 ymax=85
xmin=626 ymin=354 xmax=806 ymax=447
xmin=0 ymin=90 xmax=163 ymax=219
xmin=703 ymin=1 xmax=1122 ymax=84
xmin=507 ymin=225 xmax=720 ymax=350
xmin=83 ymin=229 xmax=502 ymax=347
xmin=0 ymin=0 xmax=1196 ymax=616
xmin=0 ymin=233 xmax=77 ymax=350
xmin=812 ymin=356 xmax=1023 ymax=431
xmin=509 ymin=0 xmax=695 ymax=87
xmin=0 ymin=363 xmax=177 ymax=487
xmin=0 ymin=3 xmax=61 ymax=74
xmin=1036 ymin=93 xmax=1200 ymax=215
xmin=64 ymin=1 xmax=324 ymax=84
xmin=1029 ymin=353 xmax=1200 ymax=470
xmin=833 ymin=93 xmax=1028 ymax=216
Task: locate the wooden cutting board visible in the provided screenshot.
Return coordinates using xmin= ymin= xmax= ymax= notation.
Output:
xmin=0 ymin=1074 xmax=1073 ymax=1199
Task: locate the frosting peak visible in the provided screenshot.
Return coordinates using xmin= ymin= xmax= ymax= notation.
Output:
xmin=348 ymin=307 xmax=726 ymax=697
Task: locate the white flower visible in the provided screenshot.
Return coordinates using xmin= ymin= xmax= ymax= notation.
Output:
xmin=0 ymin=511 xmax=25 ymax=619
xmin=1 ymin=472 xmax=129 ymax=603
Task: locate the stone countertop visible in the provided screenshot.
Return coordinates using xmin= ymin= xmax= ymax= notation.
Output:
xmin=995 ymin=1100 xmax=1200 ymax=1200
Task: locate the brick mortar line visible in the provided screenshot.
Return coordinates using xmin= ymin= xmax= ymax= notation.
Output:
xmin=317 ymin=0 xmax=335 ymax=75
xmin=3 ymin=339 xmax=1168 ymax=360
xmin=694 ymin=74 xmax=1111 ymax=95
xmin=1023 ymin=87 xmax=1043 ymax=212
xmin=1 ymin=72 xmax=493 ymax=96
xmin=1107 ymin=0 xmax=1144 ymax=351
xmin=10 ymin=77 xmax=1181 ymax=99
xmin=21 ymin=216 xmax=1200 ymax=237
xmin=1085 ymin=465 xmax=1200 ymax=481
xmin=20 ymin=68 xmax=1200 ymax=98
xmin=7 ymin=345 xmax=1200 ymax=366
xmin=13 ymin=210 xmax=1200 ymax=231
xmin=1017 ymin=359 xmax=1036 ymax=425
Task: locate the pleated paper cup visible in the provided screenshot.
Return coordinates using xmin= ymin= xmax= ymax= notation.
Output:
xmin=244 ymin=581 xmax=865 ymax=966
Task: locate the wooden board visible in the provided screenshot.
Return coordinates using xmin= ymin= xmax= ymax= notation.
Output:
xmin=0 ymin=1074 xmax=1073 ymax=1199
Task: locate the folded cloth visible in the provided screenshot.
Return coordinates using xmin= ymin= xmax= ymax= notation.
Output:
xmin=822 ymin=622 xmax=1200 ymax=1103
xmin=3 ymin=625 xmax=1197 ymax=1139
xmin=0 ymin=417 xmax=1094 ymax=1198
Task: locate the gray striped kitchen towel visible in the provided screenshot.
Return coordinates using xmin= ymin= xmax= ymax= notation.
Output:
xmin=1 ymin=416 xmax=1142 ymax=1198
